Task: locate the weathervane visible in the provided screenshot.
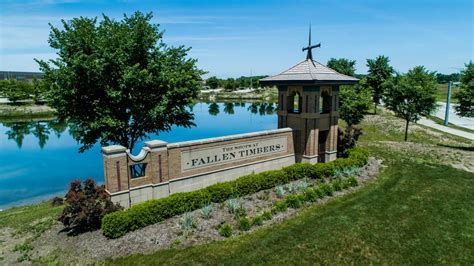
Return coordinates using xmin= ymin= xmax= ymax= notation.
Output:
xmin=302 ymin=24 xmax=321 ymax=60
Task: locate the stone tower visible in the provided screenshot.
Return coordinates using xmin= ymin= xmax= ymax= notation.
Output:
xmin=260 ymin=29 xmax=358 ymax=163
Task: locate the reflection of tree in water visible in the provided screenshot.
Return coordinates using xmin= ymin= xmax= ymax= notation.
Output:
xmin=2 ymin=119 xmax=67 ymax=149
xmin=208 ymin=102 xmax=220 ymax=116
xmin=247 ymin=102 xmax=276 ymax=116
xmin=223 ymin=102 xmax=234 ymax=114
xmin=5 ymin=122 xmax=31 ymax=148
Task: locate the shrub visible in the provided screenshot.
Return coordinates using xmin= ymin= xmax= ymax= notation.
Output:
xmin=219 ymin=224 xmax=232 ymax=237
xmin=238 ymin=217 xmax=252 ymax=231
xmin=200 ymin=204 xmax=213 ymax=219
xmin=261 ymin=211 xmax=272 ymax=221
xmin=252 ymin=215 xmax=264 ymax=226
xmin=50 ymin=196 xmax=64 ymax=206
xmin=275 ymin=185 xmax=286 ymax=198
xmin=271 ymin=201 xmax=288 ymax=214
xmin=59 ymin=179 xmax=122 ymax=235
xmin=205 ymin=182 xmax=234 ymax=202
xmin=303 ymin=188 xmax=318 ymax=202
xmin=179 ymin=212 xmax=197 ymax=231
xmin=347 ymin=176 xmax=358 ymax=187
xmin=233 ymin=206 xmax=247 ymax=220
xmin=313 ymin=187 xmax=325 ymax=199
xmin=225 ymin=199 xmax=240 ymax=214
xmin=341 ymin=178 xmax=351 ymax=189
xmin=285 ymin=195 xmax=302 ymax=208
xmin=319 ymin=183 xmax=334 ymax=196
xmin=283 ymin=163 xmax=313 ymax=181
xmin=101 ymin=147 xmax=369 ymax=238
xmin=332 ymin=179 xmax=343 ymax=191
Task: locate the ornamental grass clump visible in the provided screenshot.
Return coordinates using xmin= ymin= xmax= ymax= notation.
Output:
xmin=297 ymin=179 xmax=310 ymax=191
xmin=252 ymin=215 xmax=264 ymax=226
xmin=225 ymin=199 xmax=240 ymax=214
xmin=261 ymin=211 xmax=273 ymax=220
xmin=219 ymin=224 xmax=232 ymax=237
xmin=200 ymin=204 xmax=213 ymax=219
xmin=285 ymin=195 xmax=302 ymax=209
xmin=179 ymin=212 xmax=197 ymax=231
xmin=275 ymin=185 xmax=286 ymax=198
xmin=286 ymin=183 xmax=298 ymax=194
xmin=238 ymin=217 xmax=252 ymax=231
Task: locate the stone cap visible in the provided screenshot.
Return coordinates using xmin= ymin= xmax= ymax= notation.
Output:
xmin=168 ymin=128 xmax=293 ymax=149
xmin=144 ymin=140 xmax=168 ymax=149
xmin=102 ymin=145 xmax=127 ymax=155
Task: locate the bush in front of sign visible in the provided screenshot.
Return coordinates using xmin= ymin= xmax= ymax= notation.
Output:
xmin=101 ymin=147 xmax=369 ymax=239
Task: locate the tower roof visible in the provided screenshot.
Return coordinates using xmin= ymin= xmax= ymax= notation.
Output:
xmin=260 ymin=59 xmax=359 ymax=86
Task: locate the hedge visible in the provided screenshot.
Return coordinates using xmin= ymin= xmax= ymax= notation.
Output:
xmin=101 ymin=147 xmax=368 ymax=238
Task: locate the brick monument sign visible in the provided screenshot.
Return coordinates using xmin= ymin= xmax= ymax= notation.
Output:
xmin=102 ymin=30 xmax=358 ymax=208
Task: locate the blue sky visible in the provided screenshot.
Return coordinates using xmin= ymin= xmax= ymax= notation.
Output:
xmin=0 ymin=0 xmax=472 ymax=78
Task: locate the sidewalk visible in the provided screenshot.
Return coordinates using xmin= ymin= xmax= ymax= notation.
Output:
xmin=434 ymin=102 xmax=474 ymax=130
xmin=418 ymin=117 xmax=474 ymax=140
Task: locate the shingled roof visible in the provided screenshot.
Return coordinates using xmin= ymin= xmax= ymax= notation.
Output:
xmin=260 ymin=59 xmax=359 ymax=86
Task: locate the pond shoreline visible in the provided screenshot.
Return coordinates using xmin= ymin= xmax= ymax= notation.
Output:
xmin=0 ymin=103 xmax=56 ymax=120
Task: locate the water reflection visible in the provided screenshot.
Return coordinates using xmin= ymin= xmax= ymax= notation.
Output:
xmin=207 ymin=101 xmax=277 ymax=116
xmin=0 ymin=102 xmax=276 ymax=150
xmin=3 ymin=119 xmax=67 ymax=148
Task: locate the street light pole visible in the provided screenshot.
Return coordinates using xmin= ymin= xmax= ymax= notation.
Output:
xmin=444 ymin=81 xmax=452 ymax=126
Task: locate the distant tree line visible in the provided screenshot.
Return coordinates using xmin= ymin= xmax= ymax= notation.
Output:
xmin=0 ymin=78 xmax=48 ymax=104
xmin=205 ymin=75 xmax=268 ymax=91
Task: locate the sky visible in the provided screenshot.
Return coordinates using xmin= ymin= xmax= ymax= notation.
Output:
xmin=0 ymin=0 xmax=473 ymax=78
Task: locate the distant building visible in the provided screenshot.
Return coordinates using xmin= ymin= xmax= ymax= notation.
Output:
xmin=0 ymin=71 xmax=44 ymax=81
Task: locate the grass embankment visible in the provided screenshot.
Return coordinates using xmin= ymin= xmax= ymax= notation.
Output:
xmin=0 ymin=103 xmax=56 ymax=120
xmin=199 ymin=87 xmax=278 ymax=101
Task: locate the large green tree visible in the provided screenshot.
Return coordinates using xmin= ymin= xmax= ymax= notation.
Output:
xmin=366 ymin=55 xmax=394 ymax=114
xmin=206 ymin=76 xmax=220 ymax=90
xmin=339 ymin=79 xmax=371 ymax=127
xmin=37 ymin=12 xmax=204 ymax=152
xmin=326 ymin=58 xmax=356 ymax=76
xmin=455 ymin=62 xmax=474 ymax=117
xmin=384 ymin=66 xmax=437 ymax=141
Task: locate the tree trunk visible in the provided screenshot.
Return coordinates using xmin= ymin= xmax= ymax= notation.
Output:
xmin=404 ymin=119 xmax=409 ymax=142
xmin=374 ymin=103 xmax=377 ymax=115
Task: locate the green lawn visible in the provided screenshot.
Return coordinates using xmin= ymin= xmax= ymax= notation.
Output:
xmin=108 ymin=149 xmax=474 ymax=264
xmin=0 ymin=201 xmax=63 ymax=235
xmin=436 ymin=83 xmax=460 ymax=103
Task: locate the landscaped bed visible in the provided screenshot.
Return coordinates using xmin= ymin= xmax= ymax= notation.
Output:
xmin=7 ymin=150 xmax=377 ymax=264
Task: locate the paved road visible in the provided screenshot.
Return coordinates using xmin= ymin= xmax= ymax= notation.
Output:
xmin=419 ymin=117 xmax=474 ymax=140
xmin=434 ymin=102 xmax=474 ymax=130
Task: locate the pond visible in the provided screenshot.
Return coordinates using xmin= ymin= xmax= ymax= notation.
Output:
xmin=0 ymin=102 xmax=277 ymax=210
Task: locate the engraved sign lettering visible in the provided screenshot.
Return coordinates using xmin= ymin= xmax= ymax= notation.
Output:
xmin=181 ymin=136 xmax=287 ymax=171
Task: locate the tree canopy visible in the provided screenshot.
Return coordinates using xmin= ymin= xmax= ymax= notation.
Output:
xmin=326 ymin=58 xmax=356 ymax=76
xmin=366 ymin=55 xmax=394 ymax=114
xmin=206 ymin=76 xmax=219 ymax=89
xmin=339 ymin=79 xmax=371 ymax=127
xmin=455 ymin=62 xmax=474 ymax=117
xmin=384 ymin=66 xmax=437 ymax=141
xmin=36 ymin=12 xmax=205 ymax=152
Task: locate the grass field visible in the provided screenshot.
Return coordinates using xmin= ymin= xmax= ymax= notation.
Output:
xmin=436 ymin=83 xmax=460 ymax=103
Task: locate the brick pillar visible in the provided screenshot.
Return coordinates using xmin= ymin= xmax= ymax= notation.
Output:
xmin=144 ymin=140 xmax=169 ymax=184
xmin=102 ymin=145 xmax=129 ymax=193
